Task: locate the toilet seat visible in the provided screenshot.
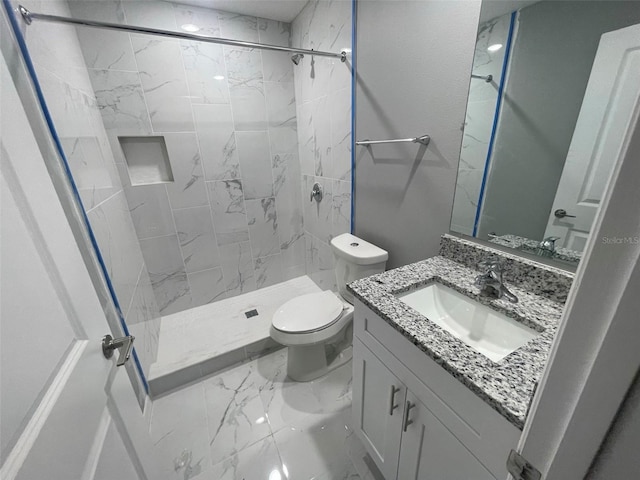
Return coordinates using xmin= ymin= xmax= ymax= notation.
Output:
xmin=269 ymin=233 xmax=387 ymax=382
xmin=272 ymin=291 xmax=345 ymax=334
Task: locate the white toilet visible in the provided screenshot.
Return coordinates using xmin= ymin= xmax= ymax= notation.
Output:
xmin=270 ymin=233 xmax=388 ymax=381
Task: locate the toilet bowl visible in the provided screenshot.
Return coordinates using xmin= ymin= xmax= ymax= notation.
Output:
xmin=270 ymin=233 xmax=388 ymax=382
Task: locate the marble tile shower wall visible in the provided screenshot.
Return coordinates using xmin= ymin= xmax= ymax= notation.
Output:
xmin=68 ymin=1 xmax=306 ymax=316
xmin=20 ymin=0 xmax=161 ymax=382
xmin=450 ymin=14 xmax=510 ymax=236
xmin=291 ymin=0 xmax=353 ymax=291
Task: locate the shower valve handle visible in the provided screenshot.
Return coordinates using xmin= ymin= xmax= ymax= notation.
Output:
xmin=310 ymin=182 xmax=323 ymax=203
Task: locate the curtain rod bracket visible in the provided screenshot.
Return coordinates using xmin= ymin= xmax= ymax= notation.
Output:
xmin=19 ymin=5 xmax=32 ymax=25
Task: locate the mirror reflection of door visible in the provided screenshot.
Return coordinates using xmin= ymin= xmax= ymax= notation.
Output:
xmin=450 ymin=0 xmax=640 ymax=267
xmin=544 ymin=23 xmax=640 ymax=251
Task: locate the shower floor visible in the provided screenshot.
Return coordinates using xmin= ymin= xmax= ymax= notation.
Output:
xmin=148 ymin=275 xmax=322 ymax=397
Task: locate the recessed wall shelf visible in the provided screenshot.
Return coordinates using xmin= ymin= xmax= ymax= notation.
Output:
xmin=118 ymin=136 xmax=174 ymax=186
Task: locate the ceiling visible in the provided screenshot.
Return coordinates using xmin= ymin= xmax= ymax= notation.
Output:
xmin=148 ymin=0 xmax=541 ymax=28
xmin=141 ymin=0 xmax=541 ymax=30
xmin=479 ymin=0 xmax=540 ymax=23
xmin=170 ymin=0 xmax=308 ymax=22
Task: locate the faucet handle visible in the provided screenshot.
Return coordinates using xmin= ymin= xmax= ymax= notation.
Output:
xmin=539 ymin=236 xmax=561 ymax=251
xmin=477 ymin=258 xmax=502 ymax=271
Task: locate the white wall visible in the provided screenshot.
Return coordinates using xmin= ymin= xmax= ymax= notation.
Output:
xmin=354 ymin=0 xmax=481 ymax=268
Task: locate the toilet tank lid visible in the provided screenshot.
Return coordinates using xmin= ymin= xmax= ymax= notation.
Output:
xmin=331 ymin=233 xmax=388 ymax=265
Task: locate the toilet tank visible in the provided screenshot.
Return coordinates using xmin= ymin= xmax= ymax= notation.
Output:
xmin=330 ymin=233 xmax=388 ymax=304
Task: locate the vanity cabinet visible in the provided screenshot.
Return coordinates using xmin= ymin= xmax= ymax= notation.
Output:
xmin=352 ymin=339 xmax=405 ymax=480
xmin=397 ymin=391 xmax=495 ymax=480
xmin=352 ymin=299 xmax=521 ymax=480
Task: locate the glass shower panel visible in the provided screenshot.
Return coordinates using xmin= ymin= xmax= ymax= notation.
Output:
xmin=15 ymin=0 xmax=160 ymax=390
xmin=64 ymin=0 xmax=309 ymax=318
xmin=14 ymin=0 xmax=354 ymax=392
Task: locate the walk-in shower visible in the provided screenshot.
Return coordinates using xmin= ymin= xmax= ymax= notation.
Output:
xmin=12 ymin=0 xmax=354 ymax=397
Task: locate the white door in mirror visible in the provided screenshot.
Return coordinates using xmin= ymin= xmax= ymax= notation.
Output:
xmin=545 ymin=23 xmax=640 ymax=251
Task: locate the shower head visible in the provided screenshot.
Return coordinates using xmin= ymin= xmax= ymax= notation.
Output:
xmin=291 ymin=53 xmax=304 ymax=65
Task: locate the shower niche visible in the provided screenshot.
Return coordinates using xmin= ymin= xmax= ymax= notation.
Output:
xmin=118 ymin=136 xmax=174 ymax=186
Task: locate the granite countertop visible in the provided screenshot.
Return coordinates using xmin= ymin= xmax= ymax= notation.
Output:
xmin=488 ymin=233 xmax=582 ymax=266
xmin=347 ymin=255 xmax=565 ymax=429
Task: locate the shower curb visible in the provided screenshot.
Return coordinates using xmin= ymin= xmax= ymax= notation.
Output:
xmin=148 ymin=338 xmax=283 ymax=398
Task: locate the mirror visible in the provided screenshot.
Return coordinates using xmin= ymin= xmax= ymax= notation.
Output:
xmin=450 ymin=0 xmax=640 ymax=267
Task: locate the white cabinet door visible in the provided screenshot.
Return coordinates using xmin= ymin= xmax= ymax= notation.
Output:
xmin=397 ymin=392 xmax=497 ymax=480
xmin=352 ymin=340 xmax=405 ymax=480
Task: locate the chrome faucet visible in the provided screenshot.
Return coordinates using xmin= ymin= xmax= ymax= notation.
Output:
xmin=474 ymin=259 xmax=518 ymax=303
xmin=536 ymin=236 xmax=560 ymax=257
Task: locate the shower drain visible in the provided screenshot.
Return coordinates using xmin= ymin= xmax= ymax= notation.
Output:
xmin=245 ymin=309 xmax=259 ymax=318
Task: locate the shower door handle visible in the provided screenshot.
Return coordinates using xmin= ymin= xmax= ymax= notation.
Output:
xmin=102 ymin=334 xmax=135 ymax=366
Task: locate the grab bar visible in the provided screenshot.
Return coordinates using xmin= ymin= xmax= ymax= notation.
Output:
xmin=356 ymin=135 xmax=430 ymax=146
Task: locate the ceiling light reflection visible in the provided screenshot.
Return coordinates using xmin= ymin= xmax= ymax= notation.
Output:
xmin=181 ymin=23 xmax=200 ymax=32
xmin=268 ymin=470 xmax=282 ymax=480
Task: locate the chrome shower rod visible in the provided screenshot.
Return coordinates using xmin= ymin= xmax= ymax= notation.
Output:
xmin=18 ymin=5 xmax=347 ymax=62
xmin=356 ymin=135 xmax=430 ymax=146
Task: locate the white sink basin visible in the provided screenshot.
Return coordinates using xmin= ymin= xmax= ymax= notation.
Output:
xmin=397 ymin=283 xmax=539 ymax=362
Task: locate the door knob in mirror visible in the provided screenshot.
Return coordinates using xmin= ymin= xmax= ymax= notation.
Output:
xmin=554 ymin=209 xmax=576 ymax=219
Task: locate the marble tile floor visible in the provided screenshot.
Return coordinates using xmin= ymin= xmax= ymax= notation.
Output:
xmin=149 ymin=276 xmax=323 ymax=396
xmin=149 ymin=348 xmax=384 ymax=480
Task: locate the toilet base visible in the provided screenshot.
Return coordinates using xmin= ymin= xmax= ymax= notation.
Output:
xmin=286 ymin=344 xmax=353 ymax=382
xmin=287 ymin=344 xmax=327 ymax=382
xmin=285 ymin=323 xmax=353 ymax=382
